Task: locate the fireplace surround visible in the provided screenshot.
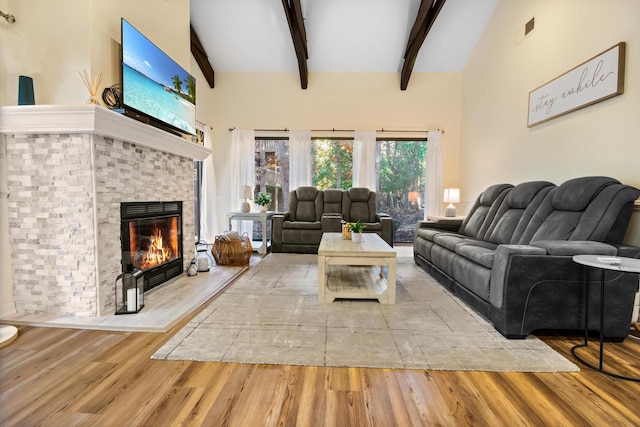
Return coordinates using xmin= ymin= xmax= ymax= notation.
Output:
xmin=1 ymin=105 xmax=210 ymax=316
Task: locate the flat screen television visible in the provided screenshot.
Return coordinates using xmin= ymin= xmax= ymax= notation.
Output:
xmin=121 ymin=18 xmax=196 ymax=137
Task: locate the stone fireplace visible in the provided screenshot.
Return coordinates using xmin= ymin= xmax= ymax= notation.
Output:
xmin=0 ymin=105 xmax=210 ymax=316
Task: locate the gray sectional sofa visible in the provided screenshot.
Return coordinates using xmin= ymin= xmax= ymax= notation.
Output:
xmin=414 ymin=176 xmax=640 ymax=340
xmin=272 ymin=187 xmax=393 ymax=253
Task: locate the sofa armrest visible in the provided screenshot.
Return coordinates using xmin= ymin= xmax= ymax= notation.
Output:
xmin=490 ymin=244 xmax=548 ymax=308
xmin=378 ymin=215 xmax=394 ymax=247
xmin=616 ymin=245 xmax=640 ymax=259
xmin=271 ymin=213 xmax=289 ymax=252
xmin=488 ymin=244 xmax=640 ymax=339
xmin=321 ymin=213 xmax=343 ymax=233
xmin=530 ymin=240 xmax=617 ymax=256
xmin=417 ymin=218 xmax=462 ymax=232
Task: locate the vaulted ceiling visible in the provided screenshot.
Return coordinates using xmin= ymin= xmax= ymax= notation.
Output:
xmin=190 ymin=0 xmax=499 ymax=89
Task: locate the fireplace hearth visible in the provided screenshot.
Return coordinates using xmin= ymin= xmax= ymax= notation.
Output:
xmin=121 ymin=201 xmax=183 ymax=292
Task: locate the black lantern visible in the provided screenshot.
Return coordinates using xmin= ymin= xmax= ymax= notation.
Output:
xmin=115 ymin=269 xmax=145 ymax=314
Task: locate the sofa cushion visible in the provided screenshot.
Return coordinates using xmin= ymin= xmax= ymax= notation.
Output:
xmin=282 ymin=228 xmax=323 ymax=245
xmin=508 ymin=181 xmax=555 ymax=209
xmin=531 ymin=240 xmax=617 ymax=256
xmin=454 ymin=241 xmax=498 ymax=269
xmin=518 ymin=177 xmax=631 ymax=244
xmin=343 ymin=187 xmax=377 ymax=222
xmin=552 ymin=176 xmax=619 ymax=211
xmin=459 ymin=183 xmax=513 ymax=239
xmin=574 ymin=185 xmax=640 ymax=242
xmin=323 ymin=189 xmax=343 ymax=214
xmin=416 ymin=227 xmax=451 ymax=242
xmin=347 ymin=187 xmax=371 ymax=202
xmin=283 ymin=221 xmax=322 ymax=230
xmin=433 ymin=233 xmax=469 ymax=251
xmin=452 ymin=257 xmax=492 ymax=302
xmin=530 ymin=211 xmax=584 ymax=241
xmin=289 ymin=187 xmax=323 ymax=222
xmin=485 ymin=181 xmax=555 ymax=245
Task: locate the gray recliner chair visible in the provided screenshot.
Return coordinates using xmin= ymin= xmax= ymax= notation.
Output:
xmin=271 ymin=187 xmax=325 ymax=253
xmin=342 ymin=188 xmax=393 ymax=247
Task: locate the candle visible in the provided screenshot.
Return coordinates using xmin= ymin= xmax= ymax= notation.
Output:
xmin=127 ymin=288 xmax=138 ymax=312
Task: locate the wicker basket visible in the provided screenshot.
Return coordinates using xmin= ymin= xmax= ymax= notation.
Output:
xmin=211 ymin=233 xmax=253 ymax=266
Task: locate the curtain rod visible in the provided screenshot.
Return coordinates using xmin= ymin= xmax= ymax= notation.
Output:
xmin=228 ymin=127 xmax=444 ymax=134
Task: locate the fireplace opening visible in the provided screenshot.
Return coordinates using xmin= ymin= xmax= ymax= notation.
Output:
xmin=121 ymin=201 xmax=183 ymax=292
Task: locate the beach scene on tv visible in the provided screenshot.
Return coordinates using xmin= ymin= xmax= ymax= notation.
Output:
xmin=122 ymin=20 xmax=196 ymax=135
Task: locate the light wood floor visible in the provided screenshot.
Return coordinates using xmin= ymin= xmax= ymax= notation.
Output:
xmin=2 ymin=253 xmax=640 ymax=426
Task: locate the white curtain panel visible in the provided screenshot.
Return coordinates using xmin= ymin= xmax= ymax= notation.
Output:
xmin=424 ymin=130 xmax=443 ymax=219
xmin=199 ymin=126 xmax=219 ymax=242
xmin=353 ymin=129 xmax=377 ymax=190
xmin=230 ymin=129 xmax=255 ymax=236
xmin=289 ymin=129 xmax=312 ymax=189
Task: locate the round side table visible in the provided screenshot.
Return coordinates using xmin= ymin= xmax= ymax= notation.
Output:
xmin=0 ymin=325 xmax=18 ymax=349
xmin=571 ymin=254 xmax=640 ymax=382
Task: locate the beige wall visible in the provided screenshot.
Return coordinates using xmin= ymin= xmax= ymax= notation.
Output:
xmin=0 ymin=0 xmax=190 ymax=106
xmin=192 ymin=70 xmax=462 ymax=235
xmin=461 ymin=0 xmax=640 ymax=245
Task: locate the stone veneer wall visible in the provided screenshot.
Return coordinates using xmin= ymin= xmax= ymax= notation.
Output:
xmin=6 ymin=133 xmax=196 ymax=316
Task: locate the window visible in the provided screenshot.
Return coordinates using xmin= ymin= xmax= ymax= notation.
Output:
xmin=255 ymin=139 xmax=288 ymax=211
xmin=254 ymin=137 xmax=427 ymax=243
xmin=312 ymin=139 xmax=353 ymax=190
xmin=377 ymin=140 xmax=427 ymax=242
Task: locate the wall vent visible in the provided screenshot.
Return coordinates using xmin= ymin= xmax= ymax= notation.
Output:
xmin=525 ymin=17 xmax=535 ymax=35
xmin=515 ymin=17 xmax=536 ymax=45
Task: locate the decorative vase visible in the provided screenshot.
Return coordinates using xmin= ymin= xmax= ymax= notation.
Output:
xmin=260 ymin=205 xmax=268 ymax=213
xmin=351 ymin=232 xmax=362 ymax=243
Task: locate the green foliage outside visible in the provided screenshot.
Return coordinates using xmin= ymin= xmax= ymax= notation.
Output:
xmin=378 ymin=141 xmax=427 ymax=210
xmin=312 ymin=140 xmax=353 ymax=190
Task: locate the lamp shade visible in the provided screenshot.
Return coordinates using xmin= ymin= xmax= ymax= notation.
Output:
xmin=443 ymin=188 xmax=460 ymax=203
xmin=242 ymin=185 xmax=253 ymax=199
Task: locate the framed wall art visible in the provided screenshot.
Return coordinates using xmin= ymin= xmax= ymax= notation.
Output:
xmin=528 ymin=42 xmax=625 ymax=127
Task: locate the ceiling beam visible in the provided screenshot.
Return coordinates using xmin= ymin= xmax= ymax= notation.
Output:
xmin=190 ymin=25 xmax=215 ymax=88
xmin=282 ymin=0 xmax=308 ymax=89
xmin=400 ymin=0 xmax=446 ymax=90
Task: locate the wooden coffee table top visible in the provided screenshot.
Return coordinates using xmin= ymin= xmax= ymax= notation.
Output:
xmin=318 ymin=233 xmax=396 ymax=258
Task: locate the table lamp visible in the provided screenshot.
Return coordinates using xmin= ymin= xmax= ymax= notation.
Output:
xmin=241 ymin=185 xmax=252 ymax=212
xmin=444 ymin=188 xmax=460 ymax=217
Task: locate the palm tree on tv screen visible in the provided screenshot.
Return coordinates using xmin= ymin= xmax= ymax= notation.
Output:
xmin=185 ymin=76 xmax=196 ymax=103
xmin=172 ymin=75 xmax=182 ymax=93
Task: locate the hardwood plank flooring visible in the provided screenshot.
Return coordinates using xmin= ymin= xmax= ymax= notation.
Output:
xmin=2 ymin=295 xmax=640 ymax=425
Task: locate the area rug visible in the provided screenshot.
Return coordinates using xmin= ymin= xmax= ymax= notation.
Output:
xmin=152 ymin=253 xmax=579 ymax=372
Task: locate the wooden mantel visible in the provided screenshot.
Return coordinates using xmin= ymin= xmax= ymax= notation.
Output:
xmin=0 ymin=105 xmax=211 ymax=161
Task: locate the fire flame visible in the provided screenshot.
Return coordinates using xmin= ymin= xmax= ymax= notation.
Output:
xmin=141 ymin=228 xmax=172 ymax=269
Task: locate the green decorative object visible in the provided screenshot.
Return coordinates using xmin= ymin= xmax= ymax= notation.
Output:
xmin=347 ymin=220 xmax=366 ymax=233
xmin=18 ymin=75 xmax=35 ymax=105
xmin=254 ymin=192 xmax=272 ymax=207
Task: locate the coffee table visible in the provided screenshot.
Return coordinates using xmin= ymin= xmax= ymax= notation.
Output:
xmin=317 ymin=232 xmax=396 ymax=304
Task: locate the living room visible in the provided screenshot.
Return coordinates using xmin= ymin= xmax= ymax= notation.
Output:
xmin=1 ymin=0 xmax=639 ymax=424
